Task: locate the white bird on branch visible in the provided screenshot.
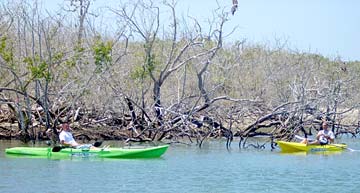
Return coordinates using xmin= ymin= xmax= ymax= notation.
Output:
xmin=231 ymin=0 xmax=238 ymax=15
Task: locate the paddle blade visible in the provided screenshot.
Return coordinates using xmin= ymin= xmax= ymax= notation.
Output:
xmin=93 ymin=141 xmax=103 ymax=147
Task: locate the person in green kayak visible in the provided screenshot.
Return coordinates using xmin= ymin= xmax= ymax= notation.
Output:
xmin=302 ymin=121 xmax=335 ymax=145
xmin=59 ymin=123 xmax=93 ymax=149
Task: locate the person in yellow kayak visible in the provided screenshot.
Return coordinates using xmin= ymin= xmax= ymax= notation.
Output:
xmin=59 ymin=123 xmax=93 ymax=149
xmin=302 ymin=121 xmax=335 ymax=145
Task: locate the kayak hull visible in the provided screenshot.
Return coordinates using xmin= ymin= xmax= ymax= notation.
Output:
xmin=276 ymin=141 xmax=346 ymax=153
xmin=5 ymin=145 xmax=169 ymax=159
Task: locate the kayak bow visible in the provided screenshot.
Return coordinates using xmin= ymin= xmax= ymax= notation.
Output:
xmin=5 ymin=145 xmax=169 ymax=159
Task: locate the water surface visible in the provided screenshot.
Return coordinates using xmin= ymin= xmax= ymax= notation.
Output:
xmin=1 ymin=138 xmax=359 ymax=193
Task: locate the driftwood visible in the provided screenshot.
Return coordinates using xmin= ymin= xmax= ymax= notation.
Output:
xmin=1 ymin=102 xmax=359 ymax=151
xmin=0 ymin=88 xmax=359 ymax=149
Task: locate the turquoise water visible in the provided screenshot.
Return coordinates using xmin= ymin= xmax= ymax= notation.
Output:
xmin=1 ymin=138 xmax=360 ymax=193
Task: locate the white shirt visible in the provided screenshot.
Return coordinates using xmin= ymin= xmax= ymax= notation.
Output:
xmin=59 ymin=131 xmax=78 ymax=146
xmin=318 ymin=129 xmax=335 ymax=140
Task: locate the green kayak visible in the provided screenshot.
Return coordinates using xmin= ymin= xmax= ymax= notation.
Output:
xmin=5 ymin=145 xmax=169 ymax=159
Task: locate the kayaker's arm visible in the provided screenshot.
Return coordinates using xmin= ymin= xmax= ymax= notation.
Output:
xmin=324 ymin=134 xmax=335 ymax=143
xmin=316 ymin=132 xmax=323 ymax=140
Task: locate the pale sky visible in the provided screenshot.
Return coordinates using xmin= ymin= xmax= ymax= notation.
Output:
xmin=43 ymin=0 xmax=360 ymax=61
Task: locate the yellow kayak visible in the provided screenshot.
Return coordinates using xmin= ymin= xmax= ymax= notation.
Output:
xmin=276 ymin=141 xmax=347 ymax=153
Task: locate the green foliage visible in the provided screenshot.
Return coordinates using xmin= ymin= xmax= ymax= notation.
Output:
xmin=130 ymin=43 xmax=159 ymax=80
xmin=0 ymin=36 xmax=15 ymax=67
xmin=75 ymin=45 xmax=85 ymax=53
xmin=143 ymin=42 xmax=159 ymax=73
xmin=130 ymin=64 xmax=147 ymax=80
xmin=64 ymin=44 xmax=85 ymax=68
xmin=24 ymin=56 xmax=52 ymax=81
xmin=92 ymin=37 xmax=113 ymax=73
xmin=65 ymin=58 xmax=76 ymax=67
xmin=23 ymin=56 xmax=34 ymax=66
xmin=145 ymin=53 xmax=156 ymax=73
xmin=53 ymin=52 xmax=64 ymax=63
xmin=63 ymin=71 xmax=69 ymax=79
